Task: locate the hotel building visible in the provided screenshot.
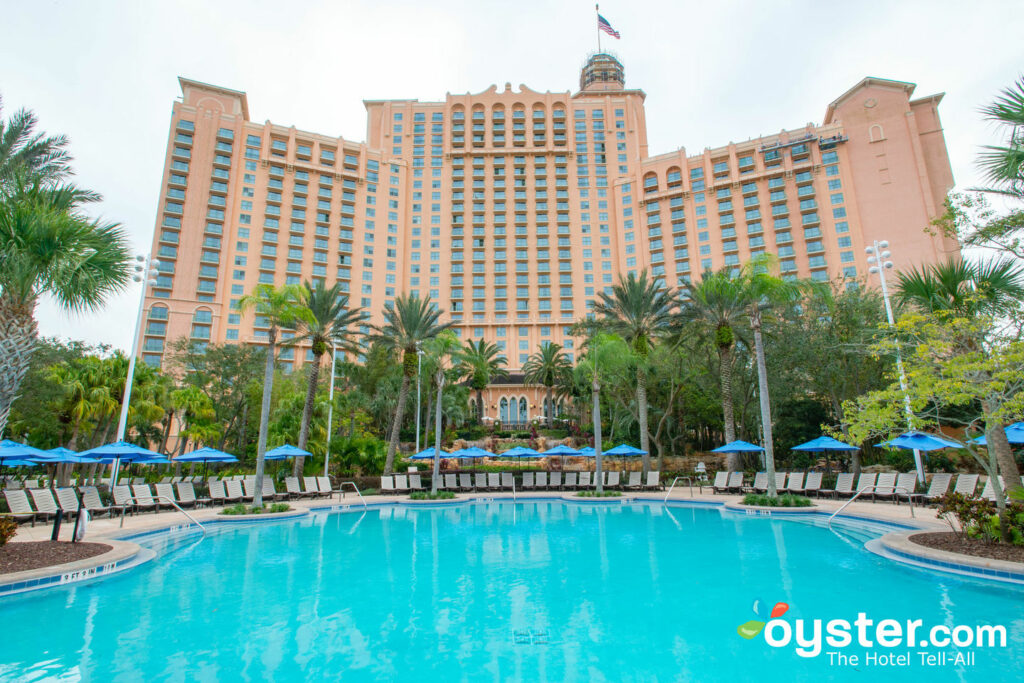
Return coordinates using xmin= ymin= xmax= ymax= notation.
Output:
xmin=141 ymin=54 xmax=957 ymax=423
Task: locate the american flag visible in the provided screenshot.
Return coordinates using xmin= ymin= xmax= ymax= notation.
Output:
xmin=598 ymin=14 xmax=620 ymax=39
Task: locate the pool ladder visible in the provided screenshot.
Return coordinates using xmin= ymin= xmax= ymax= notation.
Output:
xmin=119 ymin=494 xmax=207 ymax=539
xmin=337 ymin=481 xmax=368 ymax=509
xmin=827 ymin=485 xmax=915 ymax=529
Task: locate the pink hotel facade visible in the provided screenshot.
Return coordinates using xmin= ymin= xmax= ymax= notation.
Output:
xmin=141 ymin=54 xmax=957 ymax=422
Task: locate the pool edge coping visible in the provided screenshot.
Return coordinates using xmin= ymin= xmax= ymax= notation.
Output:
xmin=875 ymin=530 xmax=1024 ymax=585
xmin=0 ymin=539 xmax=142 ymax=597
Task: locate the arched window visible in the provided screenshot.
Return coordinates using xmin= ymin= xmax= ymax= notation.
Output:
xmin=500 ymin=397 xmax=509 ymax=422
xmin=869 ymin=124 xmax=885 ymax=142
xmin=519 ymin=397 xmax=528 ymax=423
xmin=643 ymin=172 xmax=659 ymax=193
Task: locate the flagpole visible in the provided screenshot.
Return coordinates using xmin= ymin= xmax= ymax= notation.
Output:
xmin=596 ymin=4 xmax=601 ymax=53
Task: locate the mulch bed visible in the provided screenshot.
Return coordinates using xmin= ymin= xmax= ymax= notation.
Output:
xmin=910 ymin=532 xmax=1024 ymax=564
xmin=0 ymin=541 xmax=112 ymax=575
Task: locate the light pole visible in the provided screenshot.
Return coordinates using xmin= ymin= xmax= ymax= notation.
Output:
xmin=866 ymin=240 xmax=925 ymax=484
xmin=323 ymin=342 xmax=338 ymax=477
xmin=111 ymin=254 xmax=160 ymax=486
xmin=415 ymin=343 xmax=424 ymax=452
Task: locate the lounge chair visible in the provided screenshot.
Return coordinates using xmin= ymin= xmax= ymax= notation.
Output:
xmin=263 ymin=478 xmax=287 ymax=501
xmin=135 ymin=484 xmax=172 ymax=510
xmin=487 ymin=473 xmax=500 ymax=490
xmin=727 ymin=472 xmax=744 ymax=492
xmin=242 ymin=480 xmax=259 ymax=502
xmin=523 ymin=472 xmax=536 ymax=489
xmin=773 ymin=472 xmax=786 ymax=493
xmin=645 ymin=471 xmax=662 ymax=491
xmin=821 ymin=473 xmax=852 ymax=498
xmin=474 ymin=473 xmax=487 ymax=491
xmin=284 ymin=477 xmax=305 ymax=499
xmin=979 ymin=476 xmax=1004 ymax=502
xmin=501 ymin=473 xmax=514 ymax=490
xmin=607 ymin=471 xmax=621 ymax=489
xmin=317 ymin=476 xmax=335 ymax=498
xmin=303 ymin=477 xmax=326 ymax=498
xmin=394 ymin=474 xmax=410 ymax=494
xmin=457 ymin=473 xmax=471 ymax=491
xmin=409 ymin=474 xmax=424 ymax=491
xmin=110 ymin=485 xmax=136 ymax=514
xmin=79 ymin=486 xmax=114 ymax=517
xmin=578 ymin=472 xmax=592 ymax=489
xmin=893 ymin=472 xmax=918 ymax=504
xmin=873 ymin=473 xmax=898 ymax=501
xmin=918 ymin=473 xmax=952 ymax=504
xmin=155 ymin=483 xmax=185 ymax=508
xmin=744 ymin=472 xmax=768 ymax=494
xmin=711 ymin=471 xmax=729 ymax=493
xmin=952 ymin=473 xmax=979 ymax=497
xmin=550 ymin=472 xmax=562 ymax=490
xmin=208 ymin=480 xmax=228 ymax=505
xmin=171 ymin=476 xmax=182 ymax=484
xmin=624 ymin=472 xmax=642 ymax=491
xmin=160 ymin=476 xmax=172 ymax=484
xmin=56 ymin=487 xmax=82 ymax=514
xmin=536 ymin=472 xmax=549 ymax=489
xmin=444 ymin=474 xmax=458 ymax=491
xmin=224 ymin=480 xmax=245 ymax=503
xmin=176 ymin=482 xmax=209 ymax=508
xmin=30 ymin=487 xmax=72 ymax=520
xmin=785 ymin=472 xmax=805 ymax=494
xmin=380 ymin=475 xmax=396 ymax=494
xmin=131 ymin=477 xmax=145 ymax=485
xmin=564 ymin=472 xmax=578 ymax=489
xmin=852 ymin=473 xmax=877 ymax=498
xmin=3 ymin=489 xmax=42 ymax=525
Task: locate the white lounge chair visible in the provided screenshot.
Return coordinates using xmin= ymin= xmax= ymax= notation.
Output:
xmin=578 ymin=472 xmax=591 ymax=489
xmin=56 ymin=487 xmax=81 ymax=514
xmin=953 ymin=474 xmax=979 ymax=497
xmin=317 ymin=476 xmax=334 ymax=498
xmin=979 ymin=476 xmax=1005 ymax=502
xmin=409 ymin=474 xmax=424 ymax=491
xmin=208 ymin=480 xmax=228 ymax=505
xmin=802 ymin=472 xmax=823 ymax=497
xmin=564 ymin=472 xmax=578 ymax=489
xmin=711 ymin=471 xmax=729 ymax=493
xmin=607 ymin=471 xmax=620 ymax=489
xmin=918 ymin=473 xmax=952 ymax=503
xmin=645 ymin=471 xmax=662 ymax=490
xmin=727 ymin=471 xmax=744 ymax=491
xmin=263 ymin=478 xmax=287 ymax=501
xmin=284 ymin=477 xmax=305 ymax=499
xmin=242 ymin=480 xmax=259 ymax=502
xmin=224 ymin=480 xmax=245 ymax=503
xmin=873 ymin=473 xmax=898 ymax=501
xmin=773 ymin=472 xmax=786 ymax=493
xmin=487 ymin=473 xmax=500 ymax=490
xmin=155 ymin=483 xmax=185 ymax=508
xmin=501 ymin=473 xmax=514 ymax=490
xmin=303 ymin=476 xmax=326 ymax=498
xmin=474 ymin=473 xmax=487 ymax=490
xmin=745 ymin=472 xmax=768 ymax=493
xmin=624 ymin=472 xmax=642 ymax=490
xmin=79 ymin=486 xmax=114 ymax=517
xmin=30 ymin=487 xmax=71 ymax=519
xmin=822 ymin=473 xmax=854 ymax=499
xmin=176 ymin=482 xmax=209 ymax=508
xmin=852 ymin=473 xmax=877 ymax=498
xmin=785 ymin=472 xmax=805 ymax=494
xmin=3 ymin=489 xmax=42 ymax=525
xmin=550 ymin=472 xmax=562 ymax=490
xmin=459 ymin=473 xmax=474 ymax=491
xmin=394 ymin=474 xmax=409 ymax=493
xmin=444 ymin=474 xmax=458 ymax=491
xmin=893 ymin=472 xmax=918 ymax=504
xmin=380 ymin=475 xmax=396 ymax=494
xmin=536 ymin=472 xmax=549 ymax=488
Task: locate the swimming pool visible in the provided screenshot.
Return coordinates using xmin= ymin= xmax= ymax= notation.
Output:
xmin=2 ymin=500 xmax=1022 ymax=681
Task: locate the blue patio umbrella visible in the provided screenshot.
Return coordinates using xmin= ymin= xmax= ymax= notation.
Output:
xmin=500 ymin=446 xmax=540 ymax=458
xmin=449 ymin=446 xmax=494 ymax=470
xmin=877 ymin=431 xmax=963 ymax=451
xmin=410 ymin=447 xmax=448 ymax=459
xmin=711 ymin=440 xmax=764 ymax=453
xmin=577 ymin=446 xmax=596 ymax=456
xmin=175 ymin=447 xmax=238 ymax=463
xmin=604 ymin=444 xmax=647 ymax=456
xmin=971 ymin=422 xmax=1024 ymax=446
xmin=0 ymin=439 xmax=54 ymax=462
xmin=78 ymin=441 xmax=169 ymax=484
xmin=264 ymin=444 xmax=312 ymax=461
xmin=541 ymin=444 xmax=581 ymax=456
xmin=791 ymin=436 xmax=859 ymax=452
xmin=42 ymin=447 xmax=89 ymax=464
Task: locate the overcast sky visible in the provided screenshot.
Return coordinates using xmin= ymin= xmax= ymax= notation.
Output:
xmin=2 ymin=0 xmax=1021 ymax=351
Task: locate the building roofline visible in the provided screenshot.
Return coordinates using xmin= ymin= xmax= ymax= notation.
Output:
xmin=824 ymin=77 xmax=916 ymax=123
xmin=910 ymin=92 xmax=946 ymax=107
xmin=178 ymin=77 xmax=250 ymax=119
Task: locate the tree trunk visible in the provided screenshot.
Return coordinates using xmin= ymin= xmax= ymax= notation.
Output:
xmin=295 ymin=351 xmax=323 ymax=477
xmin=237 ymin=401 xmax=248 ymax=456
xmin=431 ymin=369 xmax=445 ymax=495
xmin=159 ymin=411 xmax=174 ymax=454
xmin=546 ymin=386 xmax=554 ymax=428
xmin=477 ymin=388 xmax=484 ymax=422
xmin=424 ymin=385 xmax=434 ymax=450
xmin=384 ymin=372 xmax=411 ymax=475
xmin=752 ymin=312 xmax=778 ymax=497
xmin=593 ymin=373 xmax=603 ymax=494
xmin=636 ymin=366 xmax=651 ymax=478
xmin=253 ymin=330 xmax=278 ymax=507
xmin=0 ymin=296 xmax=39 ymax=439
xmin=984 ymin=405 xmax=1022 ymax=501
xmin=718 ymin=344 xmax=739 ymax=471
xmin=348 ymin=405 xmax=356 ymax=438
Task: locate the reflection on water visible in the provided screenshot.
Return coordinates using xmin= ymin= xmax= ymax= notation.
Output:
xmin=1 ymin=500 xmax=1022 ymax=682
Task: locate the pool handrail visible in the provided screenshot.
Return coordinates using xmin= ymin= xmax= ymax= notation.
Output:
xmin=338 ymin=481 xmax=368 ymax=509
xmin=664 ymin=476 xmax=695 ymax=502
xmin=827 ymin=485 xmax=914 ymax=528
xmin=119 ymin=494 xmax=206 ymax=538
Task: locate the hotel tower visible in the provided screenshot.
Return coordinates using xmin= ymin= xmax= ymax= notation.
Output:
xmin=141 ymin=54 xmax=957 ymax=422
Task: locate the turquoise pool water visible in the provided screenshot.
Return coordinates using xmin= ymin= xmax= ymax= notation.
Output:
xmin=2 ymin=500 xmax=1022 ymax=682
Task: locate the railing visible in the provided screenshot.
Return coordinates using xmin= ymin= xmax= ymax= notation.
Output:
xmin=827 ymin=485 xmax=915 ymax=529
xmin=664 ymin=476 xmax=696 ymax=502
xmin=338 ymin=481 xmax=367 ymax=509
xmin=118 ymin=495 xmax=207 ymax=538
xmin=511 ymin=477 xmax=516 ymax=502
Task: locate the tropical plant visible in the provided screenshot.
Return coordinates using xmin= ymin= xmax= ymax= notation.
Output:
xmin=592 ymin=270 xmax=677 ymax=476
xmin=523 ymin=342 xmax=572 ymax=429
xmin=291 ymin=282 xmax=365 ymax=476
xmin=235 ymin=284 xmax=308 ymax=505
xmin=426 ymin=332 xmax=461 ymax=494
xmin=976 ymin=76 xmax=1024 ymax=200
xmin=678 ymin=267 xmax=748 ymax=470
xmin=0 ymin=178 xmax=131 ymax=437
xmin=459 ymin=338 xmax=508 ymax=422
xmin=370 ymin=295 xmax=451 ymax=474
xmin=0 ymin=97 xmax=72 ymax=192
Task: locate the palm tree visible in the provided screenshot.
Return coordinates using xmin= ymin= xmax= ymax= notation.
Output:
xmin=291 ymin=282 xmax=366 ymax=477
xmin=425 ymin=332 xmax=461 ymax=494
xmin=370 ymin=295 xmax=451 ymax=474
xmin=976 ymin=77 xmax=1024 ymax=200
xmin=0 ymin=97 xmax=72 ymax=191
xmin=897 ymin=257 xmax=1024 ymax=499
xmin=678 ymin=268 xmax=748 ymax=470
xmin=0 ymin=179 xmax=131 ymax=438
xmin=459 ymin=339 xmax=509 ymax=423
xmin=738 ymin=256 xmax=807 ymax=497
xmin=591 ymin=271 xmax=677 ymax=476
xmin=236 ymin=284 xmax=308 ymax=506
xmin=523 ymin=343 xmax=572 ymax=429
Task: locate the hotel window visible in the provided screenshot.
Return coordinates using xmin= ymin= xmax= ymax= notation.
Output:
xmin=841 ymin=251 xmax=855 ymax=263
xmin=835 ymin=221 xmax=849 ymax=233
xmin=831 ymin=193 xmax=844 ymax=204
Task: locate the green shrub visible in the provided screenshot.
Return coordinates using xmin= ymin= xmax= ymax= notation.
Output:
xmin=220 ymin=503 xmax=292 ymax=516
xmin=742 ymin=493 xmax=813 ymax=507
xmin=938 ymin=493 xmax=1024 ymax=545
xmin=576 ymin=491 xmax=622 ymax=498
xmin=409 ymin=491 xmax=456 ymax=500
xmin=0 ymin=517 xmax=17 ymax=545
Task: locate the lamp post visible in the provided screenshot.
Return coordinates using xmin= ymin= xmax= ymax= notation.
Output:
xmin=866 ymin=240 xmax=925 ymax=484
xmin=323 ymin=342 xmax=338 ymax=477
xmin=111 ymin=254 xmax=160 ymax=486
xmin=415 ymin=343 xmax=424 ymax=452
